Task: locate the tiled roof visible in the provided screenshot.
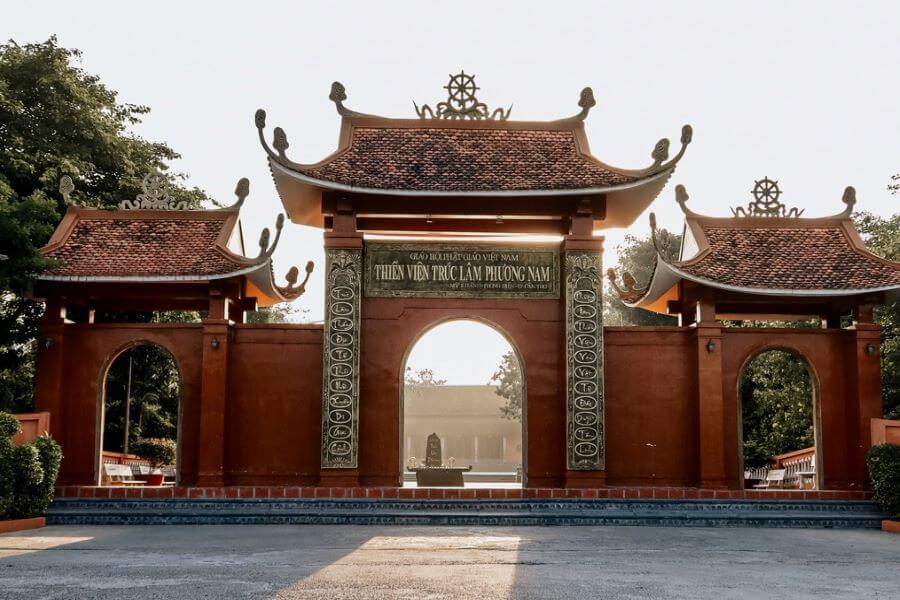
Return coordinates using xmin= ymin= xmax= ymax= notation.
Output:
xmin=675 ymin=222 xmax=900 ymax=292
xmin=41 ymin=211 xmax=250 ymax=279
xmin=298 ymin=126 xmax=638 ymax=192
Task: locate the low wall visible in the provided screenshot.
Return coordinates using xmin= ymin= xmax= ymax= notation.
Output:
xmin=34 ymin=320 xmax=881 ymax=490
xmin=12 ymin=412 xmax=50 ymax=446
xmin=871 ymin=418 xmax=900 ymax=445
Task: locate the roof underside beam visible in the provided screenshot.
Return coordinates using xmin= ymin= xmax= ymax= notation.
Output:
xmin=330 ymin=215 xmax=570 ymax=236
xmin=323 ymin=191 xmax=605 ymax=223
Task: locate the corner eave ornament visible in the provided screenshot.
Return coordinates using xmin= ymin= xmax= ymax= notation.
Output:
xmin=414 ymin=71 xmax=511 ymax=120
xmin=731 ymin=177 xmax=803 ymax=218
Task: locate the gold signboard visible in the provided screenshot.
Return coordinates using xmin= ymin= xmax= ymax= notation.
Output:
xmin=364 ymin=243 xmax=560 ymax=299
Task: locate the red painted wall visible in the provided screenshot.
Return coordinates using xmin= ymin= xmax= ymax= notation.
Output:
xmin=35 ymin=320 xmax=880 ymax=489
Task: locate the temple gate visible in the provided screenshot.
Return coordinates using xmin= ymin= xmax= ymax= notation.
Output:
xmin=30 ymin=73 xmax=899 ymax=493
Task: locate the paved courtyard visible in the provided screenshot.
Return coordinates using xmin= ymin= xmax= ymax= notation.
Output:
xmin=0 ymin=525 xmax=897 ymax=599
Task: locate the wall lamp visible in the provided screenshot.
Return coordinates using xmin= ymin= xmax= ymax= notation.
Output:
xmin=210 ymin=337 xmax=220 ymax=350
xmin=865 ymin=342 xmax=875 ymax=356
xmin=706 ymin=339 xmax=716 ymax=353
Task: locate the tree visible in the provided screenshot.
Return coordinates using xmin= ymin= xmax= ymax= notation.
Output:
xmin=245 ymin=303 xmax=310 ymax=324
xmin=853 ymin=210 xmax=900 ymax=418
xmin=604 ymin=228 xmax=681 ymax=326
xmin=102 ymin=344 xmax=180 ymax=453
xmin=0 ymin=37 xmax=210 ymax=412
xmin=491 ymin=351 xmax=523 ymax=422
xmin=741 ymin=350 xmax=814 ymax=468
xmin=404 ymin=368 xmax=447 ymax=386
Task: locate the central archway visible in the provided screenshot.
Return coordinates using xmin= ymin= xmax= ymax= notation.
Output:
xmin=738 ymin=347 xmax=821 ymax=490
xmin=97 ymin=341 xmax=183 ymax=486
xmin=400 ymin=319 xmax=526 ymax=488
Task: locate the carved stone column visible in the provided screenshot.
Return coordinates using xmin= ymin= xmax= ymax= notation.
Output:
xmin=564 ymin=247 xmax=605 ymax=486
xmin=320 ymin=247 xmax=362 ymax=479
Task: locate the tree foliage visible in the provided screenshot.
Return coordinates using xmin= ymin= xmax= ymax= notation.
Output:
xmin=491 ymin=351 xmax=524 ymax=422
xmin=604 ymin=228 xmax=681 ymax=326
xmin=404 ymin=368 xmax=447 ymax=386
xmin=102 ymin=344 xmax=180 ymax=453
xmin=853 ymin=211 xmax=900 ymax=418
xmin=0 ymin=37 xmax=210 ymax=412
xmin=245 ymin=304 xmax=310 ymax=324
xmin=740 ymin=350 xmax=814 ymax=468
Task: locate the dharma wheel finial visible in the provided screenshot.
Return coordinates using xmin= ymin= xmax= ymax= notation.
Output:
xmin=415 ymin=71 xmax=511 ymax=120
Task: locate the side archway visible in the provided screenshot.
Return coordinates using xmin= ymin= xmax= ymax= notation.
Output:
xmin=96 ymin=340 xmax=183 ymax=485
xmin=399 ymin=318 xmax=527 ymax=487
xmin=737 ymin=346 xmax=821 ymax=490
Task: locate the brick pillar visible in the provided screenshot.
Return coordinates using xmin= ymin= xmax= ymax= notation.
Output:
xmin=848 ymin=319 xmax=883 ymax=489
xmin=34 ymin=299 xmax=66 ymax=431
xmin=319 ymin=227 xmax=363 ymax=487
xmin=196 ymin=294 xmax=230 ymax=486
xmin=34 ymin=299 xmax=71 ymax=480
xmin=563 ymin=205 xmax=606 ymax=487
xmin=696 ymin=300 xmax=727 ymax=489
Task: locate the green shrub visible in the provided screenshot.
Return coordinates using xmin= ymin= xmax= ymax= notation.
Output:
xmin=867 ymin=444 xmax=900 ymax=519
xmin=0 ymin=411 xmax=63 ymax=520
xmin=131 ymin=438 xmax=176 ymax=468
xmin=0 ymin=434 xmax=13 ymax=517
xmin=0 ymin=412 xmax=20 ymax=438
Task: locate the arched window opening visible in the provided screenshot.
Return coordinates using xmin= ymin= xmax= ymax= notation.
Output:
xmin=99 ymin=343 xmax=181 ymax=486
xmin=402 ymin=320 xmax=524 ymax=488
xmin=740 ymin=349 xmax=818 ymax=490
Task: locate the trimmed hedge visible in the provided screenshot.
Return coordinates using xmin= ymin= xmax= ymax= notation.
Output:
xmin=131 ymin=437 xmax=176 ymax=468
xmin=0 ymin=411 xmax=63 ymax=520
xmin=867 ymin=443 xmax=900 ymax=519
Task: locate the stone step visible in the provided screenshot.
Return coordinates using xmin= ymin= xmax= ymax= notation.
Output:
xmin=47 ymin=498 xmax=884 ymax=528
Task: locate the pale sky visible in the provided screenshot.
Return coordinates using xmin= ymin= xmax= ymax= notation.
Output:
xmin=406 ymin=321 xmax=514 ymax=385
xmin=4 ymin=1 xmax=899 ymax=382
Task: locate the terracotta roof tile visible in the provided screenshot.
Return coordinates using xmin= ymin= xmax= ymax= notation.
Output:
xmin=676 ymin=224 xmax=900 ymax=291
xmin=300 ymin=127 xmax=637 ymax=192
xmin=43 ymin=214 xmax=247 ymax=279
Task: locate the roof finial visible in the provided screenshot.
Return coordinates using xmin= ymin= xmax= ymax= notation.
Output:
xmin=637 ymin=124 xmax=693 ymax=175
xmin=59 ymin=175 xmax=75 ymax=206
xmin=256 ymin=213 xmax=286 ymax=261
xmin=327 ymin=81 xmax=376 ymax=118
xmin=650 ymin=138 xmax=670 ymax=167
xmin=732 ymin=177 xmax=804 ymax=218
xmin=606 ymin=268 xmax=648 ymax=304
xmin=277 ymin=260 xmax=315 ymax=299
xmin=576 ymin=87 xmax=596 ymax=120
xmin=119 ymin=171 xmax=188 ymax=210
xmin=272 ymin=127 xmax=289 ymax=158
xmin=415 ymin=71 xmax=511 ymax=120
xmin=674 ymin=184 xmax=698 ymax=217
xmin=839 ymin=186 xmax=856 ymax=217
xmin=220 ymin=177 xmax=250 ymax=211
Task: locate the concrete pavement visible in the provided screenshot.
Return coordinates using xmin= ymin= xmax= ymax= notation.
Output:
xmin=0 ymin=525 xmax=897 ymax=599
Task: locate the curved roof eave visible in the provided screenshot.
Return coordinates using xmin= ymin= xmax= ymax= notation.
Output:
xmin=34 ymin=260 xmax=272 ymax=284
xmin=269 ymin=157 xmax=675 ymax=229
xmin=630 ymin=256 xmax=900 ymax=305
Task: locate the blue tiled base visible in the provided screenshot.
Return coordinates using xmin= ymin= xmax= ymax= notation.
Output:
xmin=47 ymin=498 xmax=884 ymax=528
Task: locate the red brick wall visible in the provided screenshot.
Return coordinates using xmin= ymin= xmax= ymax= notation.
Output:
xmin=35 ymin=320 xmax=878 ymax=490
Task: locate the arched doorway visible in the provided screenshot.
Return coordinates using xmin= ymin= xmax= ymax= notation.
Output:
xmin=739 ymin=349 xmax=820 ymax=490
xmin=97 ymin=342 xmax=182 ymax=485
xmin=400 ymin=320 xmax=525 ymax=487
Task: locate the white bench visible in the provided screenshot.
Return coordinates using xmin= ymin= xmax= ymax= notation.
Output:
xmin=103 ymin=462 xmax=145 ymax=486
xmin=752 ymin=468 xmax=786 ymax=489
